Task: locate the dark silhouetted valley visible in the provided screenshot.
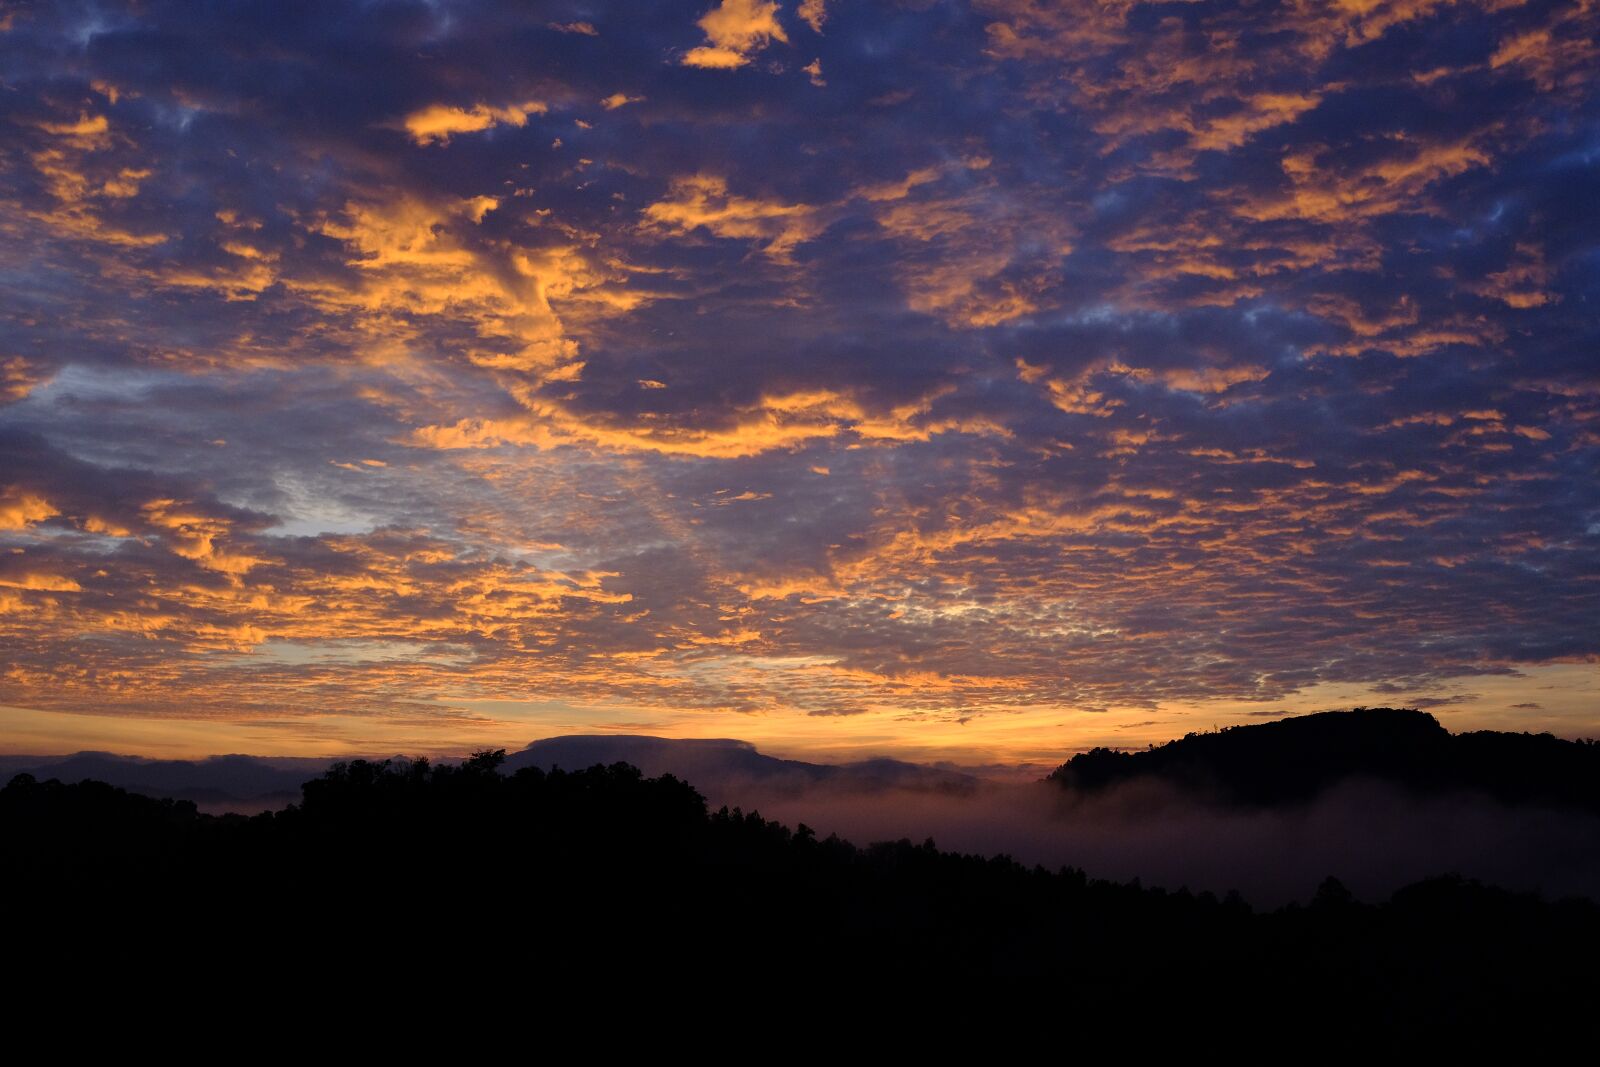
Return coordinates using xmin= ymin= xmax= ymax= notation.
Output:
xmin=6 ymin=733 xmax=1600 ymax=1025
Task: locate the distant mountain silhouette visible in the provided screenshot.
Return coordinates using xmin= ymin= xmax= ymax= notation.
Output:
xmin=1050 ymin=707 xmax=1600 ymax=810
xmin=0 ymin=751 xmax=325 ymax=810
xmin=14 ymin=709 xmax=1599 ymax=819
xmin=0 ymin=736 xmax=978 ymax=812
xmin=505 ymin=734 xmax=979 ymax=796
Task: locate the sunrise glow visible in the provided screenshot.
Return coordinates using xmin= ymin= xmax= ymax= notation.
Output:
xmin=1 ymin=0 xmax=1595 ymax=763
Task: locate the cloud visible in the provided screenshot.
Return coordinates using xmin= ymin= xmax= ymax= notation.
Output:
xmin=0 ymin=0 xmax=1594 ymax=751
xmin=798 ymin=0 xmax=828 ymax=35
xmin=0 ymin=488 xmax=58 ymax=530
xmin=0 ymin=358 xmax=48 ymax=403
xmin=642 ymin=173 xmax=823 ymax=260
xmin=682 ymin=0 xmax=789 ymax=69
xmin=400 ymin=100 xmax=548 ymax=145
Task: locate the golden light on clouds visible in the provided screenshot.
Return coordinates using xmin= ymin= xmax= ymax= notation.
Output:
xmin=402 ymin=100 xmax=549 ymax=145
xmin=0 ymin=0 xmax=1595 ymax=761
xmin=682 ymin=0 xmax=789 ymax=69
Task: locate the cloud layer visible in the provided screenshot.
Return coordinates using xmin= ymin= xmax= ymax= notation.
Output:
xmin=1 ymin=1 xmax=1596 ymax=755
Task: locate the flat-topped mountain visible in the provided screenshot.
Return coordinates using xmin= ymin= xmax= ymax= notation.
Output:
xmin=1 ymin=735 xmax=979 ymax=811
xmin=504 ymin=735 xmax=977 ymax=796
xmin=1050 ymin=707 xmax=1600 ymax=810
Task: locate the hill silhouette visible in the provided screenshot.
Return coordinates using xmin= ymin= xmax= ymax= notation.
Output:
xmin=0 ymin=751 xmax=324 ymax=811
xmin=0 ymin=736 xmax=979 ymax=813
xmin=505 ymin=734 xmax=978 ymax=795
xmin=1050 ymin=707 xmax=1600 ymax=810
xmin=6 ymin=751 xmax=1599 ymax=1027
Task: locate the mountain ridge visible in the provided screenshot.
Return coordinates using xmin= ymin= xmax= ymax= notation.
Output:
xmin=1050 ymin=707 xmax=1600 ymax=810
xmin=12 ymin=708 xmax=1600 ymax=813
xmin=503 ymin=734 xmax=980 ymax=796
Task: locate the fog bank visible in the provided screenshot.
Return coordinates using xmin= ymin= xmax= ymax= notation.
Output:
xmin=702 ymin=775 xmax=1600 ymax=907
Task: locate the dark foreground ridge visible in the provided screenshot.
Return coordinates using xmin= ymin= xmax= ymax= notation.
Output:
xmin=6 ymin=751 xmax=1598 ymax=1023
xmin=1051 ymin=707 xmax=1600 ymax=809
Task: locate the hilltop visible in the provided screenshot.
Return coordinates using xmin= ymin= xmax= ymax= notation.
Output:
xmin=1051 ymin=707 xmax=1600 ymax=809
xmin=504 ymin=734 xmax=978 ymax=796
xmin=0 ymin=751 xmax=326 ymax=811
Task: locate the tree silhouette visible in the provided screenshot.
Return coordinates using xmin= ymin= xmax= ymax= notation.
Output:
xmin=4 ymin=743 xmax=1598 ymax=1030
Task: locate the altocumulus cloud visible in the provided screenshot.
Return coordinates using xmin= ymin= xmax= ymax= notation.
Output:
xmin=0 ymin=1 xmax=1595 ymax=747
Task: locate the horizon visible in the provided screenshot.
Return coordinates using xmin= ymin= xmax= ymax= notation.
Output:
xmin=13 ymin=705 xmax=1600 ymax=909
xmin=2 ymin=1 xmax=1597 ymax=763
xmin=1 ymin=703 xmax=1587 ymax=772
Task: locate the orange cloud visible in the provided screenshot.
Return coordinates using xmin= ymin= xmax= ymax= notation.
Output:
xmin=298 ymin=192 xmax=622 ymax=374
xmin=0 ymin=357 xmax=47 ymax=403
xmin=0 ymin=572 xmax=81 ymax=592
xmin=0 ymin=490 xmax=59 ymax=530
xmin=1188 ymin=93 xmax=1324 ymax=152
xmin=140 ymin=499 xmax=266 ymax=575
xmin=1233 ymin=136 xmax=1494 ymax=225
xmin=414 ymin=382 xmax=1002 ymax=459
xmin=22 ymin=113 xmax=167 ymax=247
xmin=868 ymin=175 xmax=1072 ymax=327
xmin=643 ymin=174 xmax=822 ymax=260
xmin=401 ymin=100 xmax=547 ymax=145
xmin=37 ymin=113 xmax=111 ymax=140
xmin=682 ymin=0 xmax=789 ymax=69
xmin=1468 ymin=243 xmax=1558 ymax=308
xmin=799 ymin=0 xmax=828 ymax=33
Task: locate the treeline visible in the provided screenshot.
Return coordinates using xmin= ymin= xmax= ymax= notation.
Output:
xmin=1052 ymin=707 xmax=1600 ymax=809
xmin=5 ymin=753 xmax=1598 ymax=1024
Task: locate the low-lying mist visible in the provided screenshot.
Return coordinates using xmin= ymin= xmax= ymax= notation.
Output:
xmin=17 ymin=730 xmax=1600 ymax=907
xmin=695 ymin=775 xmax=1600 ymax=907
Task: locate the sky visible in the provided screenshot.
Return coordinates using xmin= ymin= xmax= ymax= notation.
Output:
xmin=0 ymin=0 xmax=1596 ymax=764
